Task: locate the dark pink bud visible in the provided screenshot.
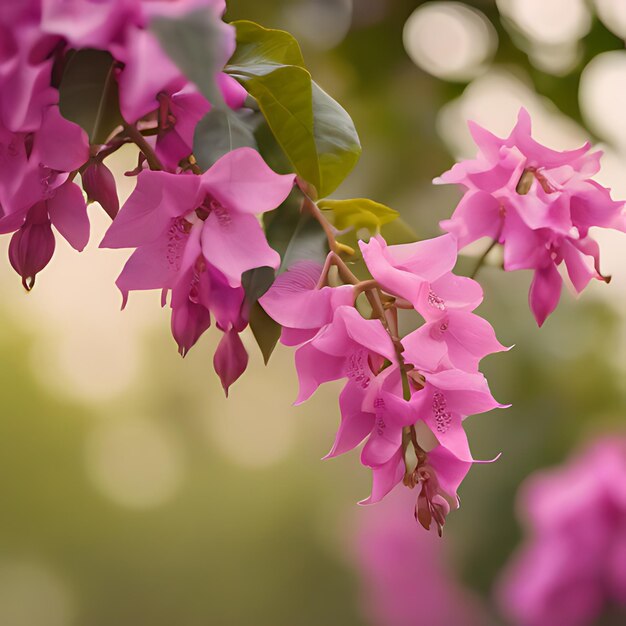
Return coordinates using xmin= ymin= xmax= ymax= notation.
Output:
xmin=213 ymin=328 xmax=248 ymax=396
xmin=9 ymin=202 xmax=55 ymax=290
xmin=82 ymin=161 xmax=119 ymax=219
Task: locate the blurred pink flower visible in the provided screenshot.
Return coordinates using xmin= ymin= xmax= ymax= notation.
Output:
xmin=436 ymin=108 xmax=626 ymax=326
xmin=351 ymin=487 xmax=487 ymax=626
xmin=497 ymin=437 xmax=626 ymax=626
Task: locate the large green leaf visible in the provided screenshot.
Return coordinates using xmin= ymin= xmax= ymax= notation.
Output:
xmin=228 ymin=20 xmax=305 ymax=71
xmin=193 ymin=108 xmax=258 ymax=170
xmin=150 ymin=9 xmax=230 ymax=106
xmin=310 ymin=82 xmax=361 ymax=197
xmin=318 ymin=198 xmax=399 ymax=233
xmin=226 ymin=21 xmax=361 ymax=198
xmin=58 ymin=49 xmax=123 ymax=145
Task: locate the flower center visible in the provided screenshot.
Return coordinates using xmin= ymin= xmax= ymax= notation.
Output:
xmin=347 ymin=349 xmax=371 ymax=389
xmin=432 ymin=391 xmax=452 ymax=434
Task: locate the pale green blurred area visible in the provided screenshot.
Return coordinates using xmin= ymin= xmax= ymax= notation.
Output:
xmin=1 ymin=1 xmax=626 ymax=625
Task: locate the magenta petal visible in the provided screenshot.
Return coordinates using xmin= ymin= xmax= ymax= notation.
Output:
xmin=115 ymin=221 xmax=200 ymax=304
xmin=260 ymin=260 xmax=353 ymax=329
xmin=47 ymin=181 xmax=89 ymax=251
xmin=401 ymin=326 xmax=449 ymax=372
xmin=218 ymin=73 xmax=247 ymax=109
xmin=439 ymin=190 xmax=502 ymax=249
xmin=201 ymin=209 xmax=280 ymax=287
xmin=36 ymin=106 xmax=89 ymax=172
xmin=560 ymin=238 xmax=597 ymax=293
xmin=324 ymin=382 xmax=375 ymax=459
xmin=294 ymin=342 xmax=345 ymax=404
xmin=201 ymin=147 xmax=295 ymax=215
xmin=425 ymin=369 xmax=505 ymax=415
xmin=280 ymin=327 xmax=317 ymax=347
xmin=100 ymin=171 xmax=200 ymax=248
xmin=118 ymin=28 xmax=184 ymax=123
xmin=529 ymin=263 xmax=562 ymax=327
xmin=512 ymin=108 xmax=592 ymax=169
xmin=359 ymin=448 xmax=404 ymax=505
xmin=213 ymin=329 xmax=248 ymax=396
xmin=359 ymin=236 xmax=426 ymax=304
xmin=361 ymin=392 xmax=413 ymax=467
xmin=445 ymin=310 xmax=509 ymax=370
xmin=427 ymin=444 xmax=473 ymax=503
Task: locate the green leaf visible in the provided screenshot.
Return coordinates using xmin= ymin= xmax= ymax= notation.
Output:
xmin=241 ymin=266 xmax=276 ymax=305
xmin=278 ymin=213 xmax=328 ymax=273
xmin=310 ymin=82 xmax=361 ymax=197
xmin=248 ymin=302 xmax=281 ymax=365
xmin=225 ymin=21 xmax=361 ymax=197
xmin=228 ymin=20 xmax=305 ymax=71
xmin=58 ymin=49 xmax=123 ymax=145
xmin=241 ymin=66 xmax=319 ymax=185
xmin=241 ymin=266 xmax=280 ymax=364
xmin=318 ymin=198 xmax=399 ymax=233
xmin=150 ymin=8 xmax=230 ymax=106
xmin=193 ymin=108 xmax=259 ymax=170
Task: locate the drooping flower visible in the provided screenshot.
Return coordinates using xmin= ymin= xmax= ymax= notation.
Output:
xmin=436 ymin=108 xmax=626 ymax=326
xmin=0 ymin=105 xmax=90 ymax=286
xmin=101 ymin=147 xmax=294 ymax=382
xmin=360 ymin=234 xmax=508 ymax=371
xmin=263 ymin=230 xmax=506 ymax=528
xmin=497 ymin=437 xmax=626 ymax=626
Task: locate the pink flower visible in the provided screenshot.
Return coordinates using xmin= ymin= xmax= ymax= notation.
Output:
xmin=436 ymin=108 xmax=626 ymax=326
xmin=0 ymin=105 xmax=90 ymax=286
xmin=497 ymin=437 xmax=626 ymax=626
xmin=351 ymin=486 xmax=487 ymax=626
xmin=360 ymin=234 xmax=508 ymax=372
xmin=259 ymin=257 xmax=354 ymax=347
xmin=293 ymin=305 xmax=396 ymax=404
xmin=101 ymin=148 xmax=294 ymax=370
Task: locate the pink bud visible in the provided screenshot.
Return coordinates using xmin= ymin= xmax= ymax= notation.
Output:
xmin=8 ymin=202 xmax=55 ymax=290
xmin=213 ymin=329 xmax=248 ymax=396
xmin=82 ymin=161 xmax=119 ymax=219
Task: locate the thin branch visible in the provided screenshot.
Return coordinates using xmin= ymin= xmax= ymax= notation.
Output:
xmin=123 ymin=121 xmax=164 ymax=171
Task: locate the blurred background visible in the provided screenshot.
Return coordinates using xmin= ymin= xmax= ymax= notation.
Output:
xmin=1 ymin=1 xmax=625 ymax=624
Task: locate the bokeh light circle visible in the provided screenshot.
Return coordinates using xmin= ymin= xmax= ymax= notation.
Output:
xmin=580 ymin=50 xmax=626 ymax=150
xmin=497 ymin=0 xmax=591 ymax=46
xmin=403 ymin=2 xmax=497 ymax=81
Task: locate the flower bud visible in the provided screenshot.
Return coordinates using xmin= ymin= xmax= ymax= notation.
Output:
xmin=8 ymin=202 xmax=55 ymax=290
xmin=213 ymin=328 xmax=248 ymax=396
xmin=82 ymin=161 xmax=119 ymax=219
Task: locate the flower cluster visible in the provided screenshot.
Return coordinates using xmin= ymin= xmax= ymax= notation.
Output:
xmin=261 ymin=232 xmax=507 ymax=532
xmin=0 ymin=0 xmax=241 ymax=289
xmin=498 ymin=438 xmax=626 ymax=626
xmin=101 ymin=147 xmax=294 ymax=392
xmin=437 ymin=108 xmax=626 ymax=326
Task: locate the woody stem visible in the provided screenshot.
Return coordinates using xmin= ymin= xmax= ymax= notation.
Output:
xmin=123 ymin=121 xmax=164 ymax=171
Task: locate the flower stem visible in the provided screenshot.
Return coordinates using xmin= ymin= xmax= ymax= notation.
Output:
xmin=123 ymin=122 xmax=164 ymax=171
